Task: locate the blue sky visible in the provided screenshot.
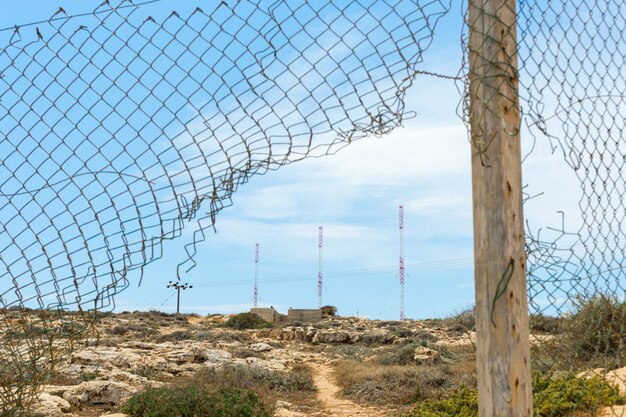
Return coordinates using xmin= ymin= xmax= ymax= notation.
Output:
xmin=0 ymin=1 xmax=587 ymax=319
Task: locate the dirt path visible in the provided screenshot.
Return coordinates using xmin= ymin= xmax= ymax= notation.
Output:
xmin=308 ymin=363 xmax=390 ymax=417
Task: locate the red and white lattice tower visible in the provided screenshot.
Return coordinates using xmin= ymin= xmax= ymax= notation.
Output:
xmin=399 ymin=205 xmax=405 ymax=320
xmin=318 ymin=226 xmax=323 ymax=308
xmin=253 ymin=243 xmax=259 ymax=308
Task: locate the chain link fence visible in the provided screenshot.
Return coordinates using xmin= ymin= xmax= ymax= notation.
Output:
xmin=3 ymin=0 xmax=626 ymax=415
xmin=519 ymin=0 xmax=626 ymax=415
xmin=0 ymin=0 xmax=452 ymax=414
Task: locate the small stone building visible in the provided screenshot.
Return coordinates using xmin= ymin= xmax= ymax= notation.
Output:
xmin=250 ymin=307 xmax=285 ymax=323
xmin=250 ymin=307 xmax=322 ymax=323
xmin=287 ymin=308 xmax=322 ymax=322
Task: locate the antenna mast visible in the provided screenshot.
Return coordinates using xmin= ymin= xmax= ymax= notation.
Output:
xmin=399 ymin=205 xmax=405 ymax=320
xmin=253 ymin=243 xmax=259 ymax=308
xmin=318 ymin=226 xmax=323 ymax=308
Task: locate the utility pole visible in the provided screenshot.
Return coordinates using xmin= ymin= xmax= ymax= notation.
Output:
xmin=167 ymin=281 xmax=192 ymax=314
xmin=468 ymin=0 xmax=533 ymax=416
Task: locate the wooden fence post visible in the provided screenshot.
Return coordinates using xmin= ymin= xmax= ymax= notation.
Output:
xmin=468 ymin=0 xmax=533 ymax=416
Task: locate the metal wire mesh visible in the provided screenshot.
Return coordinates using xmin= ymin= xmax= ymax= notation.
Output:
xmin=0 ymin=0 xmax=452 ymax=414
xmin=460 ymin=0 xmax=626 ymax=414
xmin=518 ymin=0 xmax=626 ymax=415
xmin=4 ymin=0 xmax=626 ymax=415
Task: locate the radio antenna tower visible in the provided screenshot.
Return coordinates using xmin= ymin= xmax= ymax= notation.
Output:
xmin=253 ymin=243 xmax=259 ymax=308
xmin=399 ymin=205 xmax=405 ymax=320
xmin=318 ymin=226 xmax=323 ymax=308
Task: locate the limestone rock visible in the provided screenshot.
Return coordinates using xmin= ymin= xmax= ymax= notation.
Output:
xmin=249 ymin=342 xmax=273 ymax=352
xmin=255 ymin=328 xmax=310 ymax=342
xmin=71 ymin=349 xmax=141 ymax=369
xmin=353 ymin=332 xmax=395 ymax=345
xmin=43 ymin=385 xmax=74 ymax=398
xmin=63 ymin=380 xmax=134 ymax=406
xmin=245 ymin=356 xmax=286 ymax=371
xmin=580 ymin=366 xmax=626 ymax=396
xmin=104 ymin=370 xmax=150 ymax=385
xmin=414 ymin=346 xmax=439 ymax=364
xmin=600 ymin=405 xmax=626 ymax=417
xmin=275 ymin=400 xmax=293 ymax=409
xmin=30 ymin=393 xmax=71 ymax=417
xmin=165 ymin=349 xmax=196 ymax=364
xmin=196 ymin=348 xmax=232 ymax=363
xmin=120 ymin=341 xmax=157 ymax=350
xmin=274 ymin=408 xmax=307 ymax=417
xmin=274 ymin=400 xmax=307 ymax=417
xmin=312 ymin=331 xmax=351 ymax=344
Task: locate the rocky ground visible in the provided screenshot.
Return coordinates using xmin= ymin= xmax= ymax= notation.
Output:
xmin=26 ymin=311 xmax=626 ymax=417
xmin=29 ymin=312 xmax=481 ymax=417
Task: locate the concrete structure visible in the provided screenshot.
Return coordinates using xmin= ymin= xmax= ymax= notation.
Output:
xmin=250 ymin=307 xmax=285 ymax=323
xmin=287 ymin=308 xmax=322 ymax=323
xmin=249 ymin=307 xmax=322 ymax=323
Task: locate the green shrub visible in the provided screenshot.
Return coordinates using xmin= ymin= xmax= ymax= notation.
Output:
xmin=321 ymin=305 xmax=338 ymax=318
xmin=557 ymin=293 xmax=626 ymax=368
xmin=231 ymin=348 xmax=266 ymax=360
xmin=442 ymin=307 xmax=475 ymax=333
xmin=378 ymin=343 xmax=420 ymax=365
xmin=122 ymin=385 xmax=269 ymax=417
xmin=155 ymin=330 xmax=192 ymax=342
xmin=131 ymin=366 xmax=164 ymax=381
xmin=532 ymin=372 xmax=624 ymax=416
xmin=402 ymin=372 xmax=624 ymax=417
xmin=197 ymin=364 xmax=315 ymax=393
xmin=329 ymin=344 xmax=373 ymax=360
xmin=405 ymin=388 xmax=478 ymax=417
xmin=79 ymin=371 xmax=97 ymax=382
xmin=529 ymin=314 xmax=562 ymax=334
xmin=225 ymin=313 xmax=271 ymax=330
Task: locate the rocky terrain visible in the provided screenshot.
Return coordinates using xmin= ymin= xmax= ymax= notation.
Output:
xmin=28 ymin=311 xmax=481 ymax=417
xmin=25 ymin=309 xmax=626 ymax=417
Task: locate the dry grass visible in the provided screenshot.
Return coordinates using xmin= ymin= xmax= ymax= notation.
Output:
xmin=333 ymin=350 xmax=476 ymax=406
xmin=190 ymin=364 xmax=317 ymax=411
xmin=533 ymin=294 xmax=626 ymax=373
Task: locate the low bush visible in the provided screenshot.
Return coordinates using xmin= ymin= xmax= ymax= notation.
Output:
xmin=79 ymin=371 xmax=98 ymax=382
xmin=108 ymin=323 xmax=158 ymax=338
xmin=131 ymin=366 xmax=165 ymax=381
xmin=321 ymin=305 xmax=338 ymax=318
xmin=197 ymin=364 xmax=315 ymax=393
xmin=329 ymin=344 xmax=373 ymax=360
xmin=190 ymin=330 xmax=251 ymax=343
xmin=225 ymin=313 xmax=272 ymax=330
xmin=559 ymin=293 xmax=626 ymax=367
xmin=404 ymin=388 xmax=478 ymax=417
xmin=231 ymin=348 xmax=266 ymax=360
xmin=388 ymin=326 xmax=417 ymax=339
xmin=442 ymin=307 xmax=475 ymax=333
xmin=529 ymin=314 xmax=562 ymax=334
xmin=122 ymin=385 xmax=269 ymax=417
xmin=334 ymin=360 xmax=476 ymax=405
xmin=533 ymin=371 xmax=624 ymax=416
xmin=377 ymin=343 xmax=421 ymax=366
xmin=413 ymin=330 xmax=439 ymax=343
xmin=155 ymin=330 xmax=193 ymax=342
xmin=402 ymin=372 xmax=624 ymax=417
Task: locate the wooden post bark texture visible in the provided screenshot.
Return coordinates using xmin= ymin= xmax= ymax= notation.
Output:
xmin=468 ymin=0 xmax=533 ymax=416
